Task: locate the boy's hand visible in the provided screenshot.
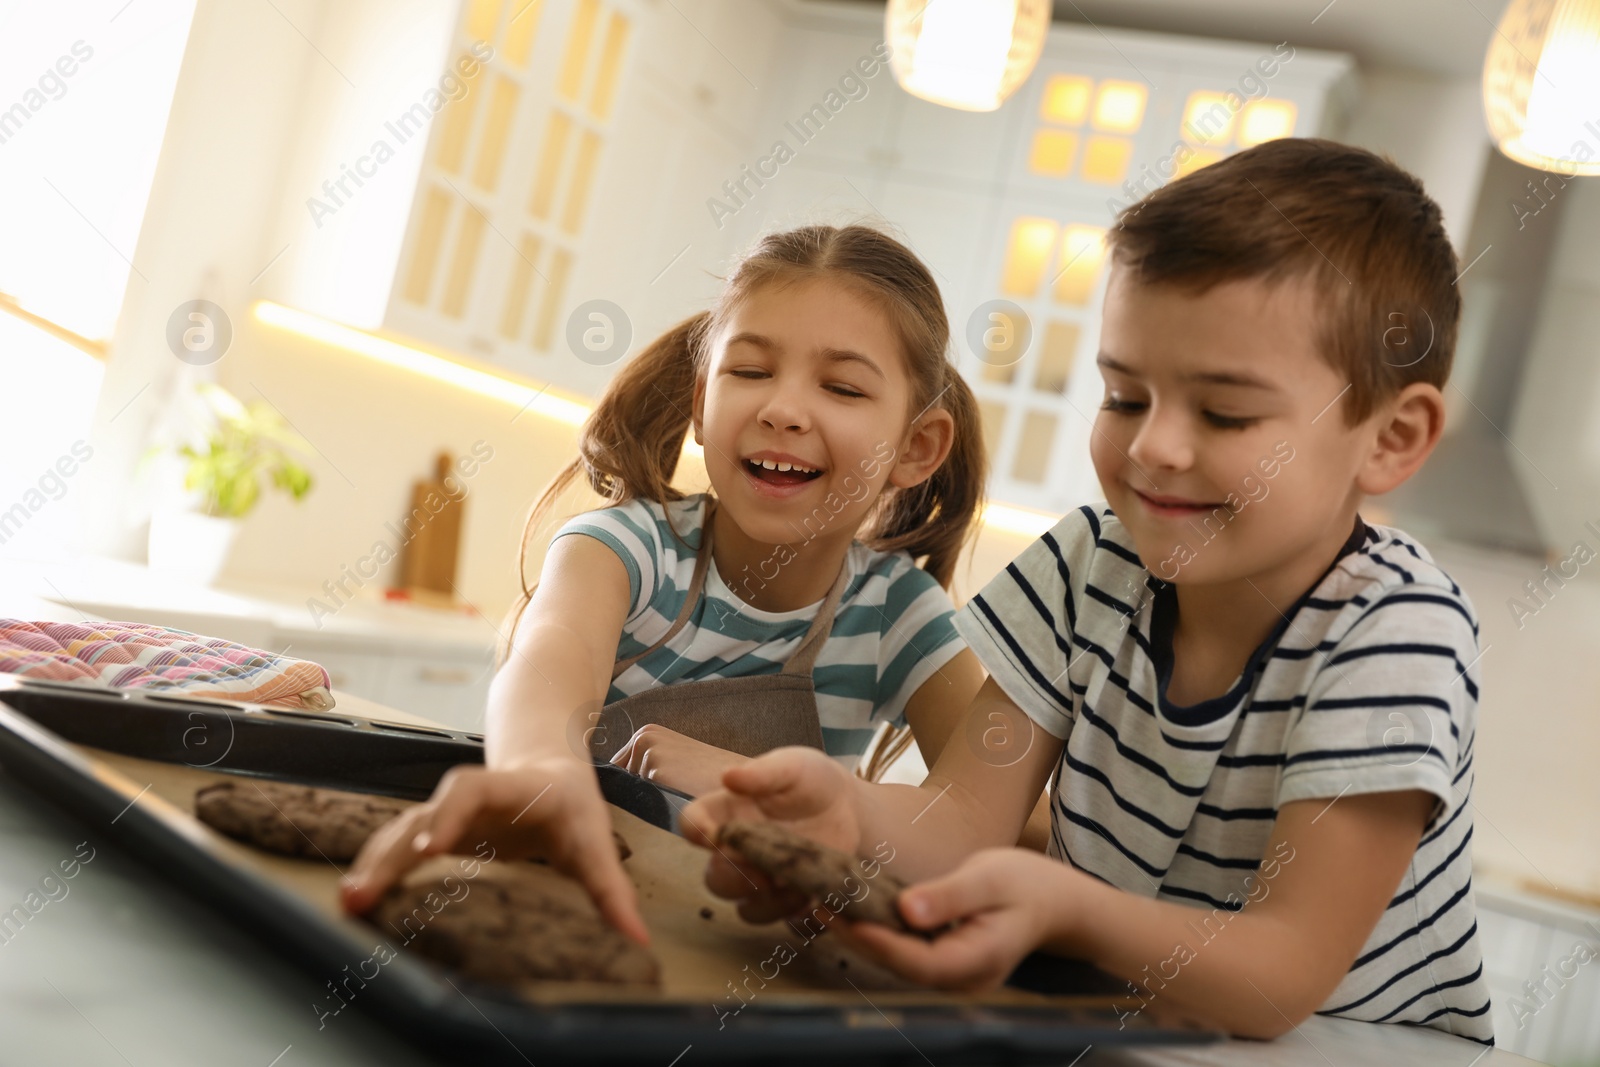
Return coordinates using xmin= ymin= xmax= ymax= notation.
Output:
xmin=838 ymin=848 xmax=1071 ymax=990
xmin=339 ymin=760 xmax=649 ymax=946
xmin=609 ymin=724 xmax=748 ymax=798
xmin=680 ymin=747 xmax=863 ymax=924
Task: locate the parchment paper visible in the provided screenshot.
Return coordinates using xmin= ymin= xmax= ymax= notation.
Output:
xmin=76 ymin=744 xmax=1128 ymax=1014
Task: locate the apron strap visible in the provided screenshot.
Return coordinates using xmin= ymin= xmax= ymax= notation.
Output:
xmin=608 ymin=494 xmax=852 ymax=681
xmin=780 ymin=555 xmax=851 ymax=677
xmin=610 ymin=498 xmax=718 ymax=681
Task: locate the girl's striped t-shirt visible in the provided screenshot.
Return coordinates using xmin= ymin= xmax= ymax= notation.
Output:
xmin=953 ymin=503 xmax=1493 ymax=1044
xmin=552 ymin=493 xmax=966 ymax=761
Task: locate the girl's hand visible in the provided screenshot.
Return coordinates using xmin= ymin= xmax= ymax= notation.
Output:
xmin=609 ymin=724 xmax=749 ymax=797
xmin=339 ymin=759 xmax=649 ymax=946
xmin=680 ymin=747 xmax=863 ymax=924
xmin=837 ymin=848 xmax=1071 ymax=990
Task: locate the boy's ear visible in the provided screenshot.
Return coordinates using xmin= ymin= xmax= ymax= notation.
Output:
xmin=1356 ymin=382 xmax=1446 ymax=496
xmin=888 ymin=409 xmax=956 ymax=490
xmin=691 ymin=376 xmax=705 ymax=445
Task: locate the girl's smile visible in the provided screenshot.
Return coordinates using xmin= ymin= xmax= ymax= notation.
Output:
xmin=741 ymin=451 xmax=827 ymax=498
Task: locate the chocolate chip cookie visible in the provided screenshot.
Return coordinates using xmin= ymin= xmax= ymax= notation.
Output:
xmin=718 ymin=821 xmax=912 ymax=931
xmin=369 ymin=859 xmax=661 ymax=987
xmin=194 ymin=780 xmax=411 ymax=862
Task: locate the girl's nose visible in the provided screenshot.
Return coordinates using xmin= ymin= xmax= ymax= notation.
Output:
xmin=757 ymin=386 xmax=810 ymax=433
xmin=1126 ymin=404 xmax=1194 ymax=472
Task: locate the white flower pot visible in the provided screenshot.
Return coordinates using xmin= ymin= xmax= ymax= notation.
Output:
xmin=148 ymin=509 xmax=240 ymax=586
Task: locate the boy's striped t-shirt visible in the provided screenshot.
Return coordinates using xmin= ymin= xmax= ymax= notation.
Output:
xmin=953 ymin=503 xmax=1493 ymax=1044
xmin=552 ymin=493 xmax=966 ymax=761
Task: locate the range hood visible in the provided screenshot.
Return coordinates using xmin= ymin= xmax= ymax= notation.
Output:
xmin=1374 ymin=146 xmax=1568 ymax=558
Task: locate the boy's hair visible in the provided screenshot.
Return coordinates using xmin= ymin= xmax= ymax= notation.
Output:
xmin=506 ymin=225 xmax=987 ymax=645
xmin=1105 ymin=137 xmax=1460 ymax=427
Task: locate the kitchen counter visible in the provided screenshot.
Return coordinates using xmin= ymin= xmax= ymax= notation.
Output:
xmin=0 ymin=690 xmax=1544 ymax=1067
xmin=1 ymin=553 xmax=499 ymax=656
xmin=0 ymin=555 xmax=499 ymax=730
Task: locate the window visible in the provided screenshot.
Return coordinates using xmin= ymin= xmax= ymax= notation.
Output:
xmin=0 ymin=1 xmax=196 ymax=340
xmin=0 ymin=0 xmax=196 ymax=558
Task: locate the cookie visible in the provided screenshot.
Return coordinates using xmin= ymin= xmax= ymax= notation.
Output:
xmin=718 ymin=821 xmax=912 ymax=931
xmin=369 ymin=859 xmax=660 ymax=987
xmin=195 ymin=780 xmax=412 ymax=863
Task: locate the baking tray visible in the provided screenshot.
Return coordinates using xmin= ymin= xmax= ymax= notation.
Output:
xmin=0 ymin=675 xmax=1218 ymax=1064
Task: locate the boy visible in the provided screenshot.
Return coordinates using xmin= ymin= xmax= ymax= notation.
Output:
xmin=685 ymin=137 xmax=1493 ymax=1044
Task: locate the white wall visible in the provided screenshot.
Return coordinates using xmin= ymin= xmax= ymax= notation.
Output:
xmin=1339 ymin=67 xmax=1493 ymax=250
xmin=1512 ymin=177 xmax=1600 ymax=548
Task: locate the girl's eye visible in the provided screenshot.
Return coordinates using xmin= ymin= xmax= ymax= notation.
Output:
xmin=728 ymin=368 xmax=863 ymax=398
xmin=1100 ymin=397 xmax=1145 ymax=414
xmin=1204 ymin=412 xmax=1258 ymax=430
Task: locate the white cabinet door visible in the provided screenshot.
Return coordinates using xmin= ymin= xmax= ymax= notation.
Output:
xmin=690 ymin=0 xmax=785 ymax=142
xmin=383 ymin=0 xmax=650 ymax=385
xmin=298 ymin=646 xmax=392 ymax=704
xmin=888 ymin=92 xmax=1026 ymax=191
xmin=379 ymin=652 xmax=496 ymax=730
xmin=875 ymin=178 xmax=996 ymax=308
xmin=753 ymin=26 xmax=900 ymax=178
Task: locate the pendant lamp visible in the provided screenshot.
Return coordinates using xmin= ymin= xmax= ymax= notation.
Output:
xmin=886 ymin=0 xmax=1052 ymax=112
xmin=1483 ymin=0 xmax=1600 ymax=175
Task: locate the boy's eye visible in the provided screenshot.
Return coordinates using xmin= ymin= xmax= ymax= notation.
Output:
xmin=1203 ymin=412 xmax=1258 ymax=430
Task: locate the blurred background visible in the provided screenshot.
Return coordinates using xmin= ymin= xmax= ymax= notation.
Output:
xmin=0 ymin=1 xmax=1597 ymax=1058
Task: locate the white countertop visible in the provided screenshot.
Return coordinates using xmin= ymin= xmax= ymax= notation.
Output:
xmin=0 ymin=559 xmax=1559 ymax=1063
xmin=0 ymin=690 xmax=1543 ymax=1066
xmin=1 ymin=553 xmax=499 ymax=657
xmin=0 ymin=737 xmax=1538 ymax=1067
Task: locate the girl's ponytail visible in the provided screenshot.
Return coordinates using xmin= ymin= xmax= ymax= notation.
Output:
xmin=501 ymin=312 xmax=709 ymax=657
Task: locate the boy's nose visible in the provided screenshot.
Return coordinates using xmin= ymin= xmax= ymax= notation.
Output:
xmin=1126 ymin=408 xmax=1194 ymax=472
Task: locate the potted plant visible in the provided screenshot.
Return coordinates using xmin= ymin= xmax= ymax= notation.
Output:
xmin=147 ymin=382 xmax=314 ymax=584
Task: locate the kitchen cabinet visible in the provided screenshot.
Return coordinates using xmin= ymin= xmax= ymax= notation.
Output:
xmin=297 ymin=0 xmax=1353 ymax=514
xmin=1476 ymin=883 xmax=1600 ymax=1063
xmin=382 ymin=0 xmax=653 ymax=374
xmin=375 ymin=648 xmax=496 ymax=730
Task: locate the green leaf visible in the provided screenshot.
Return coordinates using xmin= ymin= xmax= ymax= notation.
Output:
xmin=171 ymin=383 xmax=318 ymax=519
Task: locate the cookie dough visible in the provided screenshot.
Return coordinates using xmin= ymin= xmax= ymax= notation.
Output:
xmin=195 ymin=780 xmax=633 ymax=866
xmin=195 ymin=780 xmax=411 ymax=862
xmin=368 ymin=859 xmax=660 ymax=987
xmin=718 ymin=821 xmax=912 ymax=931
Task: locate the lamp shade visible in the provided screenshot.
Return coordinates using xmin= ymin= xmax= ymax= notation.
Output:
xmin=1483 ymin=0 xmax=1600 ymax=175
xmin=886 ymin=0 xmax=1052 ymax=112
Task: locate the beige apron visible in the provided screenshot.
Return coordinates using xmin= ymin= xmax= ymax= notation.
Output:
xmin=586 ymin=498 xmax=848 ymax=762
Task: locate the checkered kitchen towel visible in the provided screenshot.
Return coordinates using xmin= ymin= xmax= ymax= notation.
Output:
xmin=0 ymin=618 xmax=334 ymax=710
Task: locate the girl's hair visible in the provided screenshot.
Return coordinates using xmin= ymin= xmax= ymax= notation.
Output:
xmin=504 ymin=224 xmax=987 ymax=650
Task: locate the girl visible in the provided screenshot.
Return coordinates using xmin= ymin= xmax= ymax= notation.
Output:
xmin=343 ymin=225 xmax=988 ymax=943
